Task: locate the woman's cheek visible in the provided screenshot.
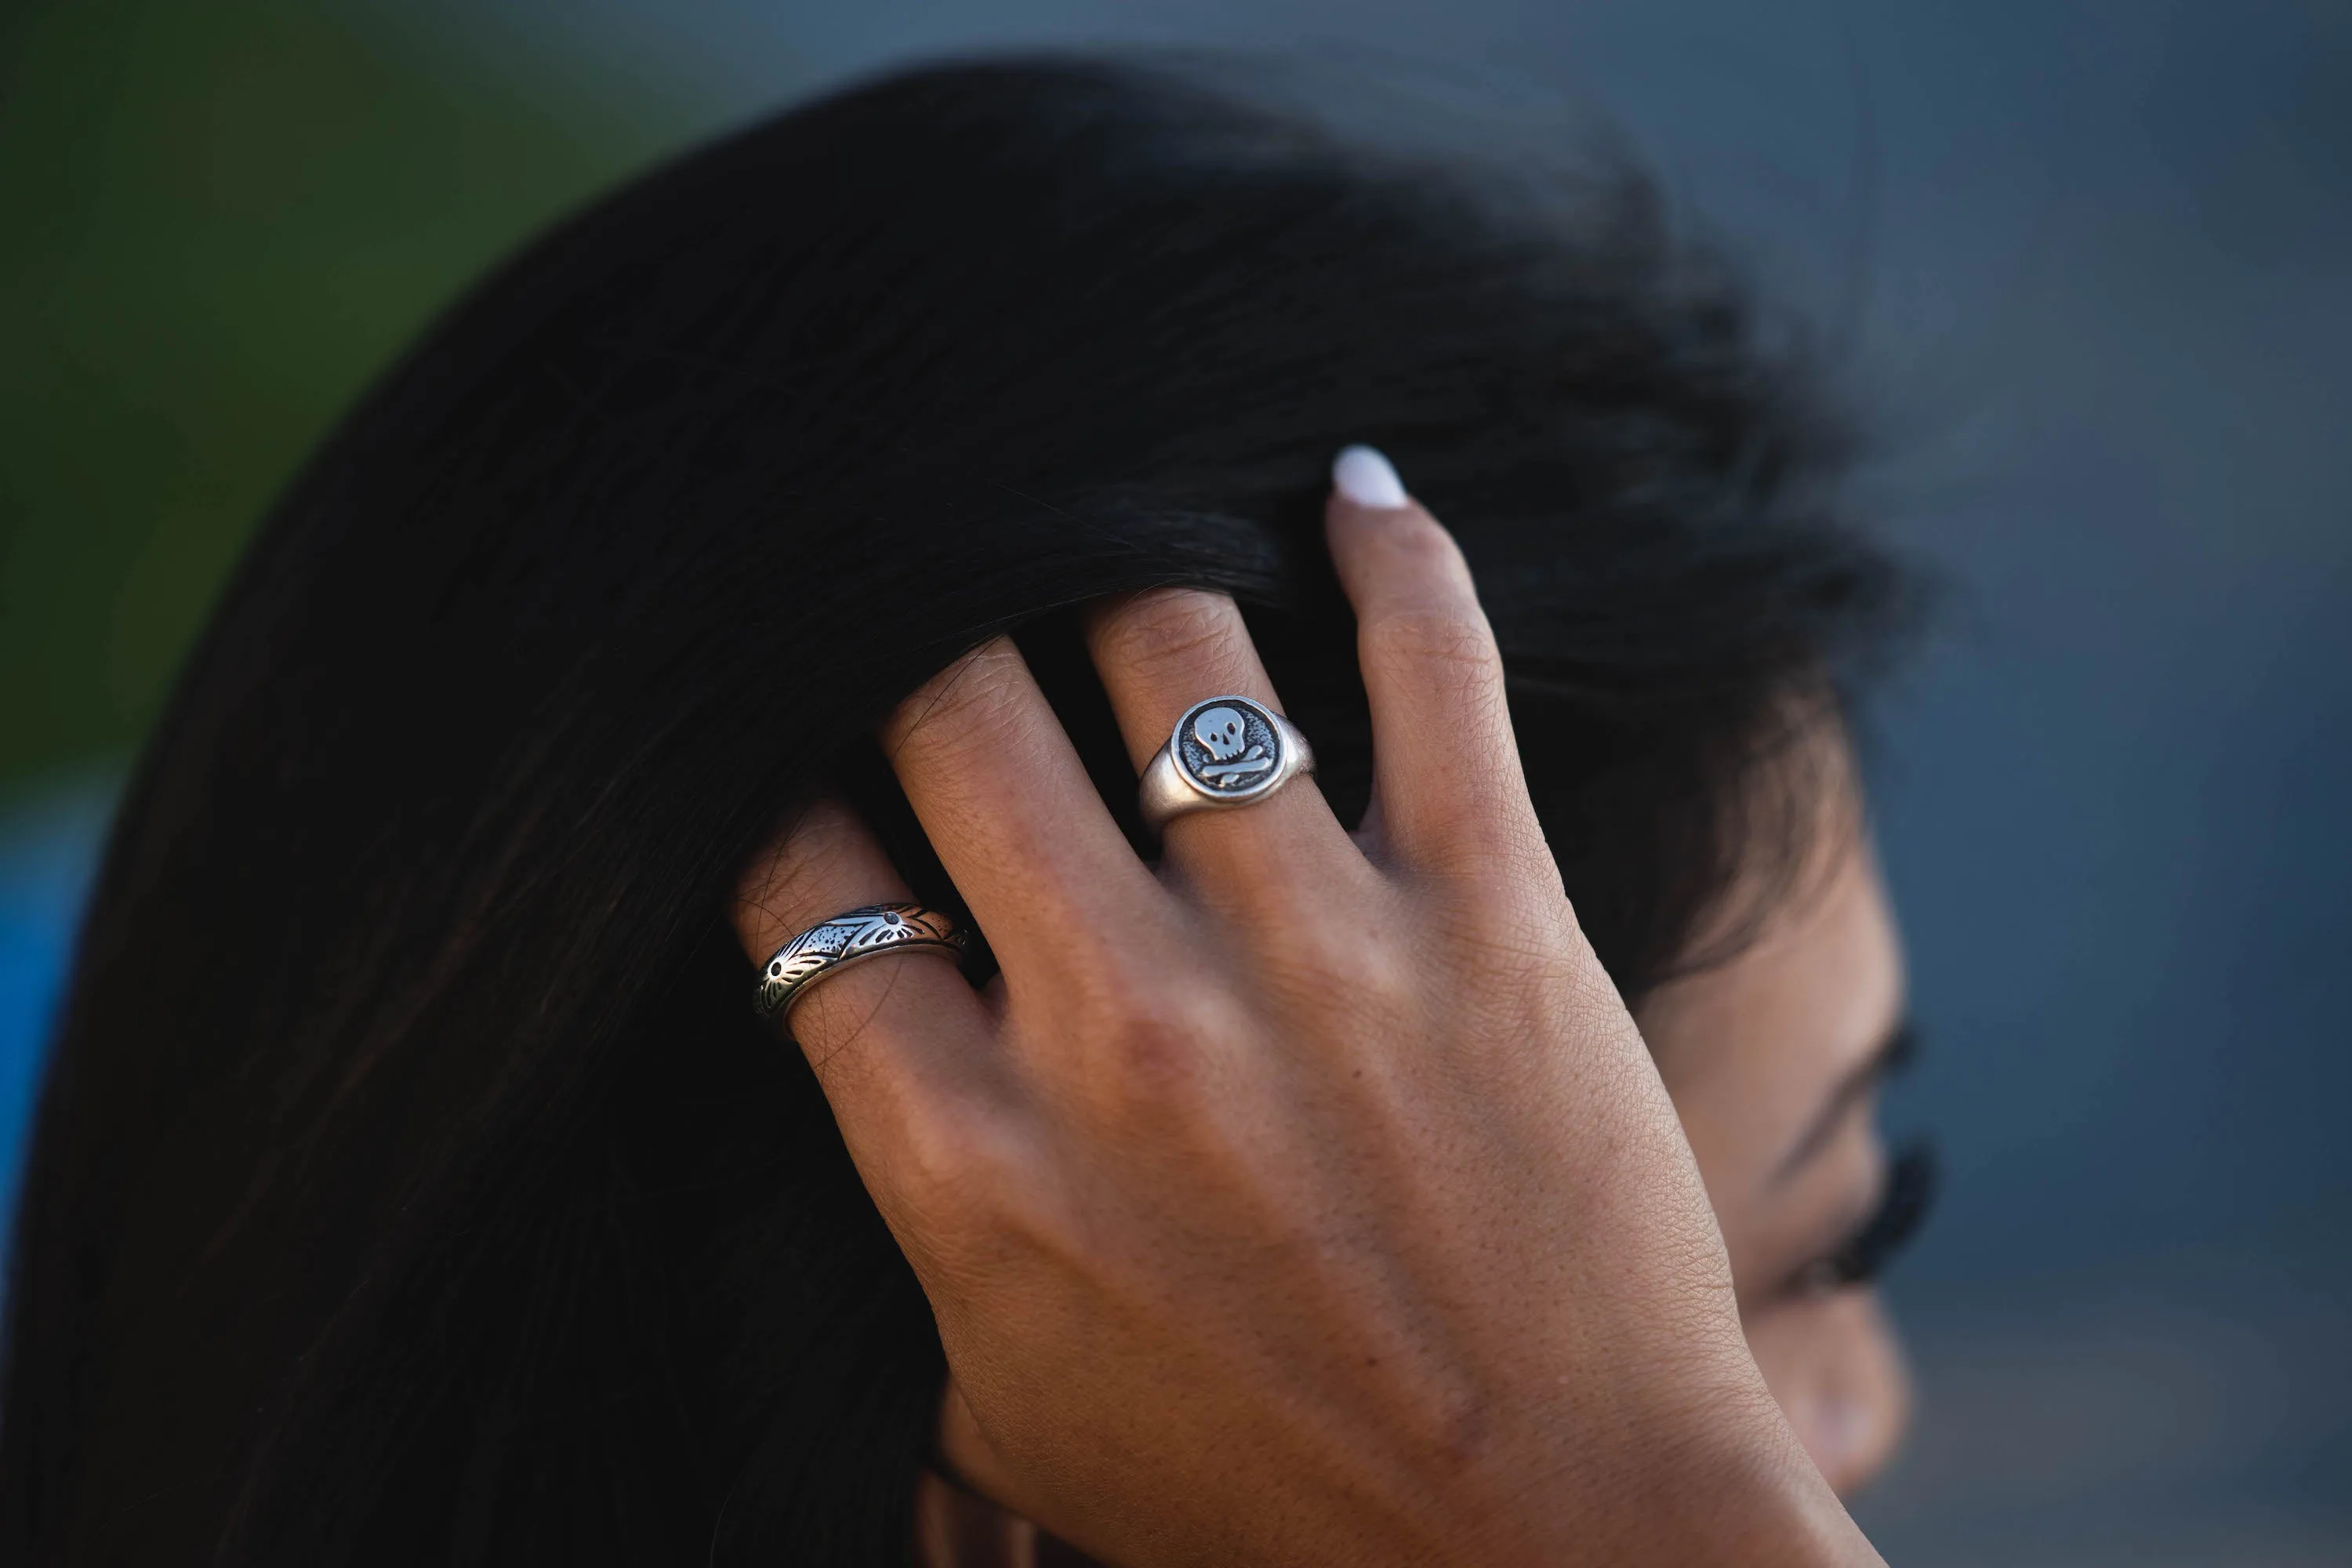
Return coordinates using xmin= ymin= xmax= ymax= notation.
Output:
xmin=1745 ymin=1287 xmax=1912 ymax=1496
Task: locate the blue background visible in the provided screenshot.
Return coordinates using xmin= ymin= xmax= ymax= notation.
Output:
xmin=4 ymin=3 xmax=2345 ymax=1560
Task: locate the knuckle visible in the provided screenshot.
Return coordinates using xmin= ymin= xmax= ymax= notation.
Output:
xmin=892 ymin=642 xmax=1031 ymax=759
xmin=880 ymin=1094 xmax=1086 ymax=1283
xmin=1097 ymin=590 xmax=1245 ymax=683
xmin=1104 ymin=1012 xmax=1214 ymax=1104
xmin=1323 ymin=935 xmax=1424 ymax=1033
xmin=1065 ymin=960 xmax=1238 ymax=1101
xmin=1361 ymin=607 xmax=1503 ymax=690
xmin=890 ymin=1092 xmax=1022 ymax=1219
xmin=1417 ymin=1374 xmax=1502 ymax=1477
xmin=1418 ymin=803 xmax=1556 ymax=883
xmin=1449 ymin=871 xmax=1577 ymax=948
xmin=1413 ymin=869 xmax=1566 ymax=956
xmin=1063 ymin=947 xmax=1178 ymax=1025
xmin=1261 ymin=897 xmax=1417 ymax=1007
xmin=1251 ymin=911 xmax=1359 ymax=991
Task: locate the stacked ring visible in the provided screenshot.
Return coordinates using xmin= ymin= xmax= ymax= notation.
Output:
xmin=753 ymin=902 xmax=967 ymax=1024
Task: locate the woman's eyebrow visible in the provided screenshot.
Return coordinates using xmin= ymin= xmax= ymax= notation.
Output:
xmin=1767 ymin=1020 xmax=1918 ymax=1189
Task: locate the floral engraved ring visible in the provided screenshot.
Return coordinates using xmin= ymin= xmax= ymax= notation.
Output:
xmin=752 ymin=902 xmax=967 ymax=1025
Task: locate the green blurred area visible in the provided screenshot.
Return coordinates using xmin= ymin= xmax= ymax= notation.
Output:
xmin=0 ymin=0 xmax=665 ymax=793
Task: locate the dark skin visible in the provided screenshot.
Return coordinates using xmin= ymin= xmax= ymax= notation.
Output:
xmin=905 ymin=781 xmax=1914 ymax=1563
xmin=736 ymin=455 xmax=1894 ymax=1566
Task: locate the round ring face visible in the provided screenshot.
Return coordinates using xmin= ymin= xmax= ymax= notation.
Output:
xmin=1171 ymin=695 xmax=1288 ymax=804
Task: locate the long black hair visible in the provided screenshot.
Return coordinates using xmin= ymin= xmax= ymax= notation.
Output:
xmin=0 ymin=56 xmax=1915 ymax=1566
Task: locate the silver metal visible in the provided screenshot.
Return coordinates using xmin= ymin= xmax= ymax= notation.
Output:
xmin=1137 ymin=695 xmax=1316 ymax=832
xmin=753 ymin=902 xmax=966 ymax=1024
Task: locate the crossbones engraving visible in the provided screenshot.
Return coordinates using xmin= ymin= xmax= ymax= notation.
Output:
xmin=1200 ymin=750 xmax=1270 ymax=782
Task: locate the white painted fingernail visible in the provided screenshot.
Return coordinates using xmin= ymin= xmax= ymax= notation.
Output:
xmin=1332 ymin=445 xmax=1409 ymax=510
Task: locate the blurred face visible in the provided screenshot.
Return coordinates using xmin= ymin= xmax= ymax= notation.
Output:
xmin=1638 ymin=814 xmax=1914 ymax=1495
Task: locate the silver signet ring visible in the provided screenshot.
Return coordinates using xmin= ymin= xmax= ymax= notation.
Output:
xmin=1136 ymin=695 xmax=1316 ymax=832
xmin=753 ymin=902 xmax=966 ymax=1024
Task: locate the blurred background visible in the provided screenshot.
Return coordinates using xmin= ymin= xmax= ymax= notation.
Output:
xmin=2 ymin=1 xmax=2345 ymax=1560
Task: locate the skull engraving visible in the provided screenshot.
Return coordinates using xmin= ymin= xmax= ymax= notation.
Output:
xmin=1193 ymin=706 xmax=1248 ymax=761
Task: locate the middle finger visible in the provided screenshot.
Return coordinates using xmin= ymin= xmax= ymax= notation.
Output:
xmin=1084 ymin=588 xmax=1364 ymax=906
xmin=884 ymin=637 xmax=1169 ymax=984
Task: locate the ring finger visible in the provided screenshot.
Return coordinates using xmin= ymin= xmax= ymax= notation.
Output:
xmin=1083 ymin=588 xmax=1363 ymax=907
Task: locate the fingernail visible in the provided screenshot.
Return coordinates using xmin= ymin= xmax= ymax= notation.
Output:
xmin=1332 ymin=445 xmax=1409 ymax=510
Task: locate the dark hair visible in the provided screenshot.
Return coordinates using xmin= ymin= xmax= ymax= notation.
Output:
xmin=0 ymin=55 xmax=1915 ymax=1566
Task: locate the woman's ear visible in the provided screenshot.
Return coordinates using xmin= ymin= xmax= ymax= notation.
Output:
xmin=938 ymin=1374 xmax=1026 ymax=1504
xmin=913 ymin=1465 xmax=1038 ymax=1566
xmin=913 ymin=1377 xmax=1046 ymax=1565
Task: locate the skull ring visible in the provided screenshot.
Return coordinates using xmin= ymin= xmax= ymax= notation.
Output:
xmin=1137 ymin=694 xmax=1317 ymax=832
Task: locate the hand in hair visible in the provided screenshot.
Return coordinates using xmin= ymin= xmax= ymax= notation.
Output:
xmin=733 ymin=453 xmax=1882 ymax=1568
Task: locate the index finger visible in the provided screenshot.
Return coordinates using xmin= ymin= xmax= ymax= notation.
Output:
xmin=732 ymin=799 xmax=1005 ymax=1176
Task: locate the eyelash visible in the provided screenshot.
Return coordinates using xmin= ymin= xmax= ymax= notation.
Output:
xmin=1792 ymin=1140 xmax=1939 ymax=1296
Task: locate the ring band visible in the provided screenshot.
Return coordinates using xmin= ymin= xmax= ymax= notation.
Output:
xmin=753 ymin=902 xmax=967 ymax=1024
xmin=1137 ymin=695 xmax=1316 ymax=832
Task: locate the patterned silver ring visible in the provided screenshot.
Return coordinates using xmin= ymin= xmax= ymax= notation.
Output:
xmin=1137 ymin=695 xmax=1316 ymax=832
xmin=752 ymin=902 xmax=967 ymax=1025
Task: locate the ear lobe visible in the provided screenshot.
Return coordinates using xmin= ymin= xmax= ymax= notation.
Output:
xmin=935 ymin=1373 xmax=1025 ymax=1508
xmin=913 ymin=1460 xmax=1039 ymax=1565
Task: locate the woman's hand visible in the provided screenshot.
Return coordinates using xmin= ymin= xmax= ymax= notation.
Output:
xmin=734 ymin=456 xmax=1880 ymax=1566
